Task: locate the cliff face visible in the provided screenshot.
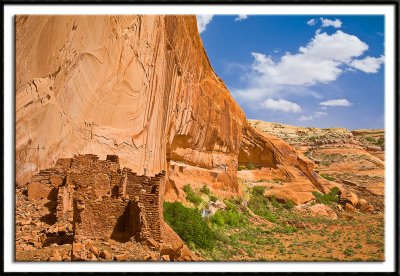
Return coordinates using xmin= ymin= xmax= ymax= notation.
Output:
xmin=16 ymin=15 xmax=322 ymax=200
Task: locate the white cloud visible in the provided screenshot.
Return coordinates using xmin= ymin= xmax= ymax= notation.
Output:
xmin=320 ymin=18 xmax=342 ymax=28
xmin=349 ymin=55 xmax=385 ymax=73
xmin=299 ymin=115 xmax=315 ymax=122
xmin=230 ymin=29 xmax=383 ymax=113
xmin=235 ymin=15 xmax=248 ymax=21
xmin=260 ymin=99 xmax=302 ymax=113
xmin=249 ymin=30 xmax=369 ymax=86
xmin=319 ymin=99 xmax=353 ymax=107
xmin=315 ymin=111 xmax=328 ymax=117
xmin=196 ymin=15 xmax=214 ymax=33
xmin=307 ymin=18 xmax=317 ymax=26
xmin=299 ymin=111 xmax=327 ymax=121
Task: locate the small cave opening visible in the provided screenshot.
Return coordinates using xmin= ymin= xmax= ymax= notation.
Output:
xmin=238 ymin=142 xmax=277 ymax=170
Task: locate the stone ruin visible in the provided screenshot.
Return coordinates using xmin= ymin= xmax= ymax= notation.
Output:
xmin=26 ymin=154 xmax=166 ymax=255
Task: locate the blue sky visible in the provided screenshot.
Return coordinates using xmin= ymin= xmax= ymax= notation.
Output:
xmin=196 ymin=15 xmax=385 ymax=130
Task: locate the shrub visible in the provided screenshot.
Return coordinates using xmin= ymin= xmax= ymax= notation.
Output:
xmin=251 ymin=186 xmax=266 ymax=196
xmin=183 ymin=184 xmax=202 ymax=207
xmin=209 ymin=195 xmax=218 ymax=202
xmin=237 ymin=165 xmax=246 ymax=171
xmin=344 ymin=246 xmax=355 ymax=257
xmin=248 ymin=186 xmax=278 ymax=223
xmin=366 ymin=136 xmax=376 ymax=143
xmin=320 ymin=173 xmax=336 ymax=181
xmin=312 ymin=187 xmax=340 ymax=205
xmin=246 ymin=163 xmax=254 ymax=170
xmin=375 ymin=137 xmax=384 ymax=146
xmin=270 ymin=195 xmax=282 ymax=209
xmin=163 ymin=201 xmax=215 ymax=250
xmin=200 ymin=185 xmax=211 ymax=196
xmin=211 ymin=209 xmax=245 ymax=228
xmin=308 ymin=136 xmax=317 ymax=142
xmin=283 ymin=200 xmax=295 ymax=210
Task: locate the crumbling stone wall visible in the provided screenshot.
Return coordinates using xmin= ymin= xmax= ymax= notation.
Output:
xmin=26 ymin=154 xmax=165 ymax=244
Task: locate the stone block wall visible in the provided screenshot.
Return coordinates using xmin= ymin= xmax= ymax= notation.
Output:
xmin=25 ymin=154 xmax=165 ymax=243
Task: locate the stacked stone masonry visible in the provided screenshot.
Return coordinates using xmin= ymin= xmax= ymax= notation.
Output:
xmin=27 ymin=154 xmax=165 ymax=243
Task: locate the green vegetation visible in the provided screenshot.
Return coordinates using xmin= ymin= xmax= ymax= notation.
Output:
xmin=320 ymin=173 xmax=336 ymax=181
xmin=209 ymin=195 xmax=218 ymax=202
xmin=200 ymin=185 xmax=211 ymax=196
xmin=375 ymin=137 xmax=384 ymax=146
xmin=308 ymin=136 xmax=317 ymax=142
xmin=312 ymin=187 xmax=340 ymax=205
xmin=366 ymin=136 xmax=375 ymax=143
xmin=211 ymin=209 xmax=245 ymax=228
xmin=283 ymin=200 xmax=295 ymax=210
xmin=165 ymin=182 xmax=383 ymax=262
xmin=344 ymin=246 xmax=355 ymax=257
xmin=246 ymin=162 xmax=255 ymax=170
xmin=163 ymin=201 xmax=215 ymax=250
xmin=248 ymin=186 xmax=277 ymax=222
xmin=183 ymin=184 xmax=202 ymax=207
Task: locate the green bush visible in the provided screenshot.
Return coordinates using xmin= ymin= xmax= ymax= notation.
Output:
xmin=183 ymin=184 xmax=202 ymax=207
xmin=163 ymin=201 xmax=215 ymax=250
xmin=312 ymin=187 xmax=340 ymax=205
xmin=248 ymin=186 xmax=278 ymax=222
xmin=320 ymin=173 xmax=336 ymax=181
xmin=209 ymin=195 xmax=218 ymax=202
xmin=283 ymin=200 xmax=295 ymax=210
xmin=270 ymin=195 xmax=282 ymax=209
xmin=200 ymin=185 xmax=211 ymax=196
xmin=251 ymin=186 xmax=266 ymax=196
xmin=308 ymin=136 xmax=317 ymax=142
xmin=246 ymin=162 xmax=255 ymax=170
xmin=366 ymin=136 xmax=376 ymax=143
xmin=375 ymin=137 xmax=384 ymax=146
xmin=344 ymin=246 xmax=355 ymax=257
xmin=211 ymin=209 xmax=245 ymax=228
xmin=237 ymin=165 xmax=246 ymax=171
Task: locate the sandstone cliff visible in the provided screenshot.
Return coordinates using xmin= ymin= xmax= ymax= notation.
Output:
xmin=16 ymin=15 xmax=323 ymax=202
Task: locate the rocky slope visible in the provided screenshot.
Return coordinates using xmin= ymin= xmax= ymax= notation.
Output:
xmin=248 ymin=120 xmax=384 ymax=211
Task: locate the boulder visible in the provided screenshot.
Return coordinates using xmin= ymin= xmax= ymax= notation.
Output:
xmin=308 ymin=204 xmax=338 ymax=220
xmin=99 ymin=250 xmax=113 ymax=261
xmin=360 ymin=203 xmax=374 ymax=213
xmin=49 ymin=249 xmax=62 ymax=261
xmin=114 ymin=254 xmax=129 ymax=261
xmin=340 ymin=189 xmax=358 ymax=206
xmin=145 ymin=238 xmax=160 ymax=250
xmin=90 ymin=246 xmax=99 ymax=257
xmin=344 ymin=203 xmax=356 ymax=213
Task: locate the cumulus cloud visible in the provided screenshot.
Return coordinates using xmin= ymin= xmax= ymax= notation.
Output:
xmin=349 ymin=55 xmax=385 ymax=73
xmin=260 ymin=99 xmax=302 ymax=113
xmin=307 ymin=18 xmax=317 ymax=26
xmin=319 ymin=99 xmax=353 ymax=107
xmin=235 ymin=15 xmax=248 ymax=21
xmin=230 ymin=29 xmax=383 ymax=116
xmin=299 ymin=111 xmax=327 ymax=121
xmin=196 ymin=15 xmax=214 ymax=33
xmin=320 ymin=18 xmax=342 ymax=28
xmin=249 ymin=30 xmax=368 ymax=86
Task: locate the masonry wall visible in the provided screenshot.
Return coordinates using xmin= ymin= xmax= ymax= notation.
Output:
xmin=27 ymin=154 xmax=165 ymax=243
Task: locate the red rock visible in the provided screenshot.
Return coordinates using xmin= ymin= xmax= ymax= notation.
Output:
xmin=345 ymin=203 xmax=356 ymax=213
xmin=99 ymin=250 xmax=112 ymax=260
xmin=49 ymin=249 xmax=62 ymax=261
xmin=114 ymin=253 xmax=129 ymax=261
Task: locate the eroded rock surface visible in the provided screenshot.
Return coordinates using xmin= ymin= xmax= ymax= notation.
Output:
xmin=16 ymin=15 xmax=329 ymax=261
